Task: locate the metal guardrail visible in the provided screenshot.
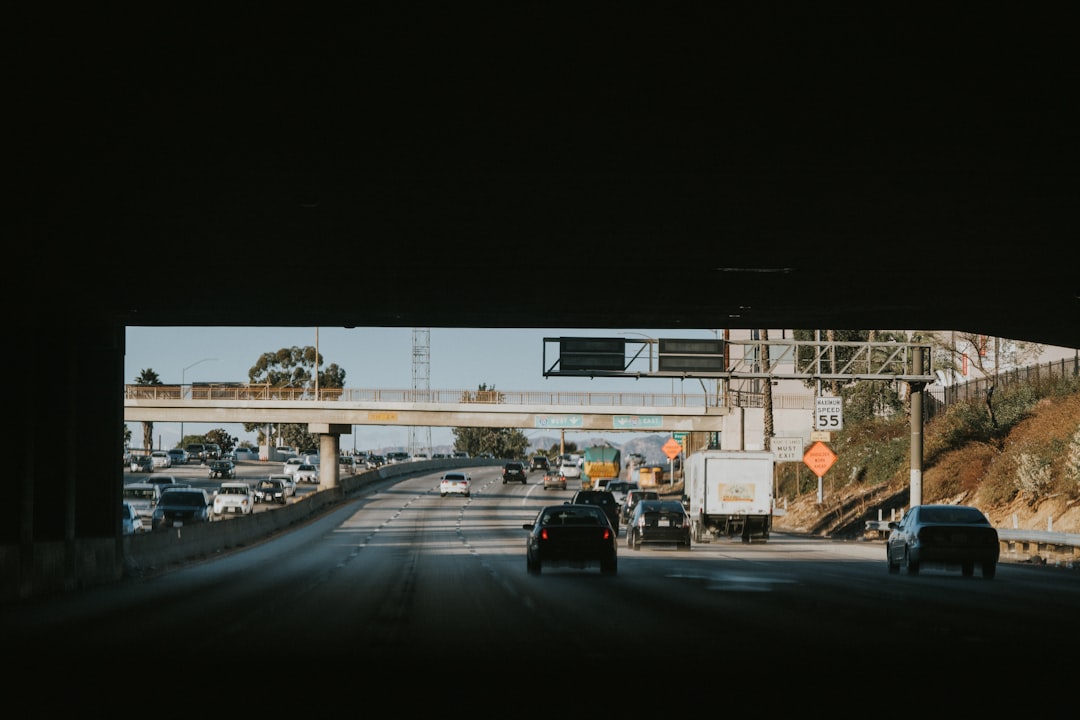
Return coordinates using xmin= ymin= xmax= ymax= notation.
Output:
xmin=865 ymin=520 xmax=1080 ymax=564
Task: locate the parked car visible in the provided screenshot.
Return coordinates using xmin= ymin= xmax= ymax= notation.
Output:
xmin=129 ymin=454 xmax=154 ymax=473
xmin=530 ymin=456 xmax=550 ymax=472
xmin=620 ymin=488 xmax=660 ymax=524
xmin=208 ymin=459 xmax=236 ymax=480
xmin=502 ymin=461 xmax=527 ymax=484
xmin=151 ymin=488 xmax=213 ymax=530
xmin=570 ymin=490 xmax=622 ymax=532
xmin=439 ymin=471 xmax=471 ymax=497
xmin=293 ymin=463 xmax=319 ymax=484
xmin=523 ymin=503 xmax=618 ymax=576
xmin=625 ymin=499 xmax=692 ymax=550
xmin=121 ymin=501 xmax=146 ymax=535
xmin=165 ymin=447 xmax=188 ymax=465
xmin=150 ymin=450 xmax=172 ymax=469
xmin=542 ymin=470 xmax=566 ymax=491
xmin=887 ymin=504 xmax=999 ymax=578
xmin=212 ymin=481 xmax=255 ymax=517
xmin=253 ymin=477 xmax=288 ymax=505
xmin=267 ymin=473 xmax=297 ymax=498
xmin=122 ymin=482 xmax=163 ymax=523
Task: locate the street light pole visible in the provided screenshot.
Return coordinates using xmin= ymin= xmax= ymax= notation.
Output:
xmin=180 ymin=357 xmax=218 ymax=446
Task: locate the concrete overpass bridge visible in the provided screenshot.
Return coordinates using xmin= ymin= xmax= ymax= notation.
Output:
xmin=124 ymin=338 xmax=939 ymax=485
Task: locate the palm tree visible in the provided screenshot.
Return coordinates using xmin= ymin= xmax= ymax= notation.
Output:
xmin=135 ymin=368 xmax=162 ymax=450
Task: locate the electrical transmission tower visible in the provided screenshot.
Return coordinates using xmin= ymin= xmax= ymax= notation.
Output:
xmin=409 ymin=328 xmax=431 ymax=457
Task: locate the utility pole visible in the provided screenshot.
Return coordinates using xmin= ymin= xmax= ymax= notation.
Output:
xmin=410 ymin=328 xmax=432 ymax=457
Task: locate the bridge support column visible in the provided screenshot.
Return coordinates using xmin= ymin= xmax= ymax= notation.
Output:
xmin=310 ymin=424 xmax=351 ymax=489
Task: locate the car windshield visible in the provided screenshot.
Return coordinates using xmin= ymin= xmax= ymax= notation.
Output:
xmin=124 ymin=488 xmax=155 ymax=500
xmin=258 ymin=481 xmax=281 ymax=489
xmin=444 ymin=474 xmax=466 ymax=482
xmin=221 ymin=486 xmax=247 ymax=495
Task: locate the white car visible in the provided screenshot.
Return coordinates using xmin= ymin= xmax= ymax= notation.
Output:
xmin=212 ymin=482 xmax=255 ymax=517
xmin=150 ymin=450 xmax=172 ymax=469
xmin=558 ymin=461 xmax=582 ymax=480
xmin=121 ymin=501 xmax=146 ymax=535
xmin=123 ymin=482 xmax=163 ymax=524
xmin=439 ymin=472 xmax=471 ymax=498
xmin=294 ymin=463 xmax=319 ymax=485
xmin=267 ymin=473 xmax=297 ymax=498
xmin=282 ymin=457 xmax=304 ymax=476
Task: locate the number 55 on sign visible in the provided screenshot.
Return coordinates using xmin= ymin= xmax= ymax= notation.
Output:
xmin=815 ymin=396 xmax=843 ymax=431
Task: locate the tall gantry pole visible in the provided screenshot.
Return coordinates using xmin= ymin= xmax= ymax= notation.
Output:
xmin=409 ymin=328 xmax=432 ymax=457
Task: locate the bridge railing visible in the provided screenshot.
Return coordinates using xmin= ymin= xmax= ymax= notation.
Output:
xmin=125 ymin=384 xmax=817 ymax=410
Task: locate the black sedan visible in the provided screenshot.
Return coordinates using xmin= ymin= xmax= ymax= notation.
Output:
xmin=151 ymin=488 xmax=213 ymax=530
xmin=254 ymin=478 xmax=288 ymax=505
xmin=208 ymin=459 xmax=236 ymax=480
xmin=886 ymin=504 xmax=999 ymax=578
xmin=625 ymin=500 xmax=692 ymax=551
xmin=523 ymin=504 xmax=618 ymax=576
xmin=569 ymin=490 xmax=622 ymax=531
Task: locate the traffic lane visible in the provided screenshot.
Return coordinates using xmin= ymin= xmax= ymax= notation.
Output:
xmin=22 ymin=469 xmax=1080 ymax=678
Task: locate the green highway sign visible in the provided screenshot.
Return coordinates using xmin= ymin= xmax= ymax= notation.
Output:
xmin=534 ymin=414 xmax=583 ymax=429
xmin=613 ymin=415 xmax=663 ymax=429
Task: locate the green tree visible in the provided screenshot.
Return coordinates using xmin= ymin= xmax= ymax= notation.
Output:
xmin=452 ymin=426 xmax=529 ymax=459
xmin=919 ymin=330 xmax=1045 ymax=382
xmin=451 ymin=384 xmax=529 ymax=457
xmin=243 ymin=345 xmax=346 ymax=448
xmin=547 ymin=441 xmax=579 ymax=458
xmin=205 ymin=428 xmax=238 ymax=455
xmin=134 ymin=368 xmax=162 ymax=450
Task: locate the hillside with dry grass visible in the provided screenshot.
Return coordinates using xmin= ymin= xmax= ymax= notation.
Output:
xmin=772 ymin=389 xmax=1080 ymax=537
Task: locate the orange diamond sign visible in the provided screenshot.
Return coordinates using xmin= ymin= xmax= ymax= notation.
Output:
xmin=803 ymin=441 xmax=838 ymax=476
xmin=662 ymin=438 xmax=683 ymax=460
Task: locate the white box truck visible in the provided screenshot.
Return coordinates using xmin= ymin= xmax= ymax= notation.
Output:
xmin=684 ymin=450 xmax=775 ymax=543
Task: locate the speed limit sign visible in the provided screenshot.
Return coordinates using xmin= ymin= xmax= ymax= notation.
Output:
xmin=815 ymin=396 xmax=843 ymax=430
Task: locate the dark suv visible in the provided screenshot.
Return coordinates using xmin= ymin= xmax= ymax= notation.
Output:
xmin=530 ymin=456 xmax=550 ymax=472
xmin=502 ymin=461 xmax=527 ymax=484
xmin=569 ymin=490 xmax=621 ymax=530
xmin=208 ymin=459 xmax=236 ymax=479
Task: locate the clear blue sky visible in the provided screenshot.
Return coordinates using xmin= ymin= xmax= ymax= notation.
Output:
xmin=124 ymin=326 xmax=720 ymax=452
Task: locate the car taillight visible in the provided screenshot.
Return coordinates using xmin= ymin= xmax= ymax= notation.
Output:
xmin=602 ymin=528 xmax=612 ymax=540
xmin=540 ymin=528 xmax=550 ymax=540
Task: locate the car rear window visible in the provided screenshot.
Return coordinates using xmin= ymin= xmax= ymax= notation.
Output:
xmin=163 ymin=491 xmax=204 ymax=506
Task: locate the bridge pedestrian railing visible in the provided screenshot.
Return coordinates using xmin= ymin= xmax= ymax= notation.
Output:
xmin=124 ymin=384 xmax=816 ymax=411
